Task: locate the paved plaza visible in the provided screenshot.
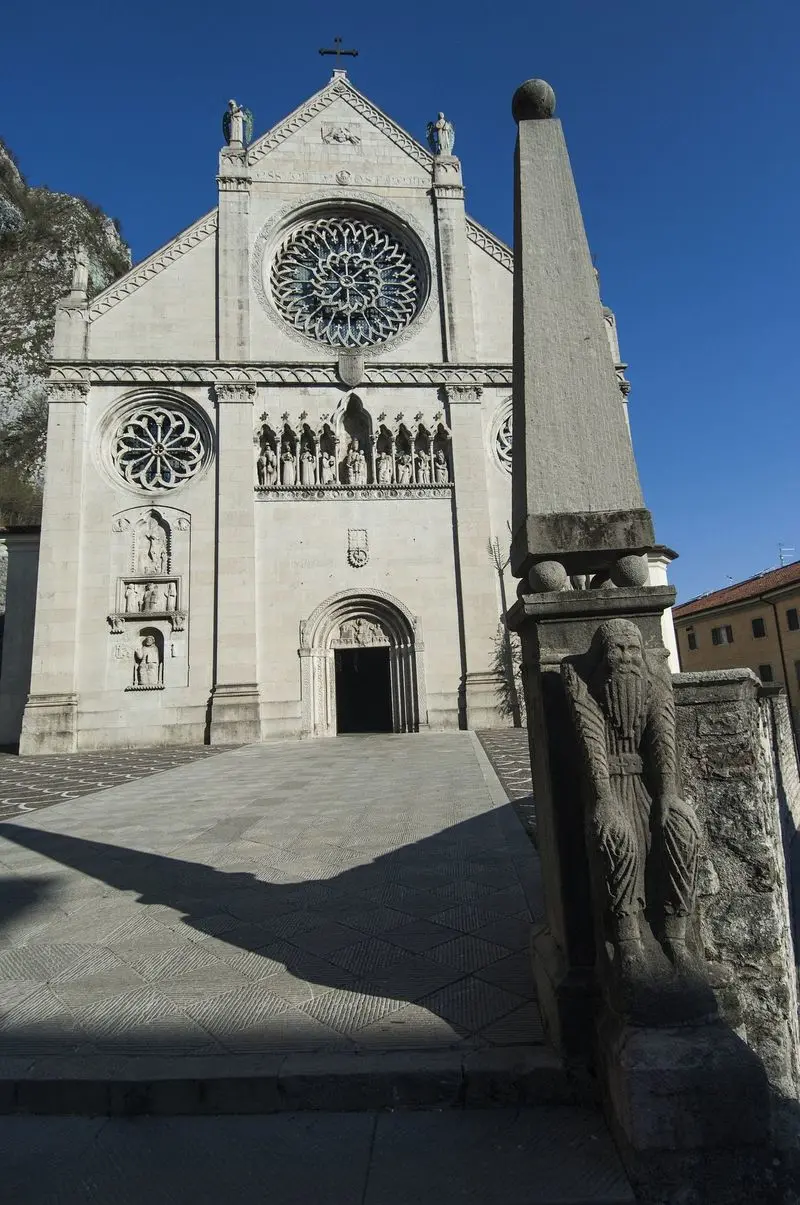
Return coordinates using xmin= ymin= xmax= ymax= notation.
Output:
xmin=0 ymin=733 xmax=544 ymax=1062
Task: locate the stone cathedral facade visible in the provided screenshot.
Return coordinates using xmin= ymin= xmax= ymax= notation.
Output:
xmin=0 ymin=71 xmax=659 ymax=753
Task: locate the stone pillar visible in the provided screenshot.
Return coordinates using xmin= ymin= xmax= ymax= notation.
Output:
xmin=430 ymin=155 xmax=476 ymax=362
xmin=19 ymin=381 xmax=89 ymax=753
xmin=647 ymin=546 xmax=680 ymax=671
xmin=208 ymin=383 xmax=261 ymax=744
xmin=446 ymin=385 xmax=505 ymax=729
xmin=0 ymin=530 xmax=40 ymax=747
xmin=217 ymin=145 xmax=251 ymax=361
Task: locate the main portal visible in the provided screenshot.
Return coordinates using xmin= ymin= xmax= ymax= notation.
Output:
xmin=334 ymin=647 xmax=392 ymax=733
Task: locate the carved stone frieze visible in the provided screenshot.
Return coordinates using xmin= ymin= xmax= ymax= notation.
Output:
xmin=217 ymin=176 xmax=251 ymax=191
xmin=255 ymin=484 xmax=452 ymax=501
xmin=50 ymin=361 xmax=513 ymax=388
xmin=49 ymin=381 xmax=89 ymax=403
xmin=214 ymin=383 xmax=258 ymax=404
xmin=445 ymin=385 xmax=483 ymax=403
xmin=87 ymin=214 xmax=218 ymax=320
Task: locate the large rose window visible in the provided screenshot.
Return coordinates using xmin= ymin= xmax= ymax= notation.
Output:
xmin=111 ymin=406 xmax=207 ymax=492
xmin=271 ymin=216 xmax=422 ymax=347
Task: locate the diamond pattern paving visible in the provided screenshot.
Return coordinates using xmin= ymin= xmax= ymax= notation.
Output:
xmin=0 ymin=733 xmax=543 ymax=1057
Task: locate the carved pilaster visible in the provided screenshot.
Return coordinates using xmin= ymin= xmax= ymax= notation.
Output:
xmin=217 ymin=148 xmax=251 ymax=361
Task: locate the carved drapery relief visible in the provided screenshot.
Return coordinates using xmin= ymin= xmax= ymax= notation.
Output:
xmin=562 ymin=618 xmax=712 ymax=1022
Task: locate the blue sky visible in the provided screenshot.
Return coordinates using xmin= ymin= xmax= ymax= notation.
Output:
xmin=3 ymin=0 xmax=798 ymax=603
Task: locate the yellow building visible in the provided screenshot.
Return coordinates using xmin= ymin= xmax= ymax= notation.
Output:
xmin=673 ymin=561 xmax=800 ymax=738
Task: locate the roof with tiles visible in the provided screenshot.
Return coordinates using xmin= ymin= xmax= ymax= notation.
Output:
xmin=674 ymin=560 xmax=800 ymax=620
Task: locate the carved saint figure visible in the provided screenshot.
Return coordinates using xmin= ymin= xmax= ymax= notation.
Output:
xmin=165 ymin=582 xmax=178 ymax=612
xmin=344 ymin=439 xmax=367 ymax=486
xmin=562 ymin=619 xmax=702 ymax=991
xmin=222 ymin=99 xmax=253 ymax=146
xmin=376 ymin=452 xmax=393 ymax=485
xmin=396 ymin=452 xmax=413 ymax=485
xmin=134 ymin=635 xmax=160 ymax=686
xmin=434 ymin=450 xmax=449 ymax=484
xmin=320 ymin=452 xmax=336 ymax=485
xmin=263 ymin=446 xmax=278 ymax=486
xmin=426 ymin=112 xmax=455 ymax=157
xmin=140 ymin=517 xmax=168 ymax=575
xmin=280 ymin=444 xmax=296 ymax=487
xmin=143 ymin=582 xmax=160 ymax=612
xmin=124 ymin=582 xmax=141 ymax=613
xmin=416 ymin=453 xmax=431 ymax=485
xmin=300 ymin=447 xmax=316 ymax=486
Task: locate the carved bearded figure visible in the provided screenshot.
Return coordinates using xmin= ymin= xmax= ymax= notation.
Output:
xmin=562 ymin=619 xmax=701 ymax=988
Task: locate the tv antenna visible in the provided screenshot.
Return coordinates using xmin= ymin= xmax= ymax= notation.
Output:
xmin=778 ymin=542 xmax=795 ymax=567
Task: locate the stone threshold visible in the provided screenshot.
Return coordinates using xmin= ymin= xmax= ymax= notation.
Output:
xmin=0 ymin=1046 xmax=572 ymax=1117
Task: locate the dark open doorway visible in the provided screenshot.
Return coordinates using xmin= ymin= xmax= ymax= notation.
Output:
xmin=335 ymin=647 xmax=392 ymax=734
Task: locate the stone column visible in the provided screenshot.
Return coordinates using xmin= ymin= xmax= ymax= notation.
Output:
xmin=446 ymin=385 xmax=505 ymax=729
xmin=647 ymin=545 xmax=680 ymax=671
xmin=217 ymin=146 xmax=251 ymax=361
xmin=19 ymin=381 xmax=89 ymax=753
xmin=208 ymin=383 xmax=261 ymax=744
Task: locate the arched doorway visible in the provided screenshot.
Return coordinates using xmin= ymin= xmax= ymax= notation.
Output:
xmin=299 ymin=589 xmax=427 ymax=738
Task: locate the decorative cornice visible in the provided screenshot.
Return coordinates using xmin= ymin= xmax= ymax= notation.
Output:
xmin=256 ymin=484 xmax=453 ymax=501
xmin=465 ymin=218 xmax=513 ymax=273
xmin=50 ymin=362 xmax=513 ymax=388
xmin=247 ymin=77 xmax=433 ymax=172
xmin=86 ymin=213 xmax=218 ymax=321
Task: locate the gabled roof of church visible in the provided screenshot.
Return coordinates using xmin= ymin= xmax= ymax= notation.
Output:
xmin=246 ymin=71 xmax=434 ymax=171
xmin=83 ymin=73 xmax=512 ymax=323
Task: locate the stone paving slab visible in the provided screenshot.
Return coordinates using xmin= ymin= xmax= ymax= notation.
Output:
xmin=475 ymin=729 xmax=536 ymax=842
xmin=0 ymin=734 xmax=545 ymax=1083
xmin=0 ymin=746 xmax=240 ymax=820
xmin=0 ymin=1109 xmax=634 ymax=1204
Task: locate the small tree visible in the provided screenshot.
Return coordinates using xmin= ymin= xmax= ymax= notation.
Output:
xmin=488 ymin=536 xmax=523 ymax=726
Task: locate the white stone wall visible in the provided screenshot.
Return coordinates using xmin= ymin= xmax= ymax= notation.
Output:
xmin=17 ymin=73 xmax=667 ymax=752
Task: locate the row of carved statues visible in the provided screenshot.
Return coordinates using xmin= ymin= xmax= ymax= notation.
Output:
xmin=123 ymin=580 xmax=178 ymax=613
xmin=257 ymin=438 xmax=451 ymax=488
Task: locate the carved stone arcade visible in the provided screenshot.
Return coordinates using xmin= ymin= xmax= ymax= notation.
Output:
xmin=254 ymin=404 xmax=453 ymax=495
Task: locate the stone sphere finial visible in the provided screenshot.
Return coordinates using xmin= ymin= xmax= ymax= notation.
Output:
xmin=512 ymin=79 xmax=556 ymax=122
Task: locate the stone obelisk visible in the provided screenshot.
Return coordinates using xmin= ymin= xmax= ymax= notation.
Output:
xmin=508 ymin=79 xmax=772 ymax=1202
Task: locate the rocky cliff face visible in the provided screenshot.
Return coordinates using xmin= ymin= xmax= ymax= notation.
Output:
xmin=0 ymin=140 xmax=130 ymax=525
